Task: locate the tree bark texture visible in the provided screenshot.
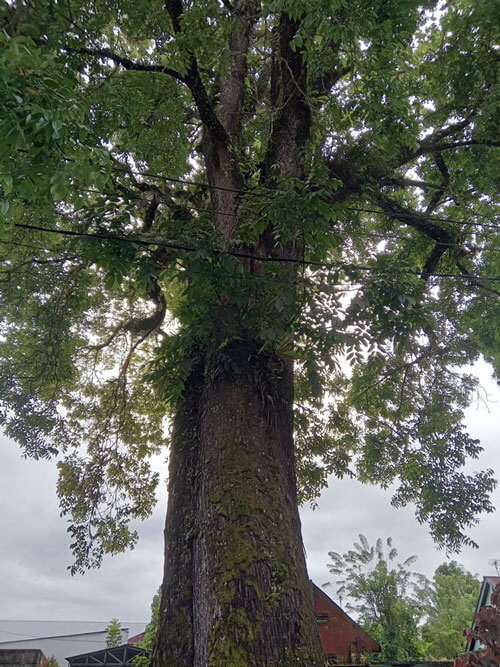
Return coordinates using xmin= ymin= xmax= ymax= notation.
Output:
xmin=153 ymin=344 xmax=324 ymax=666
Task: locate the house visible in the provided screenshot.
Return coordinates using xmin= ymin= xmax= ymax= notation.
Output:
xmin=312 ymin=583 xmax=380 ymax=663
xmin=0 ymin=623 xmax=145 ymax=667
xmin=465 ymin=575 xmax=500 ymax=652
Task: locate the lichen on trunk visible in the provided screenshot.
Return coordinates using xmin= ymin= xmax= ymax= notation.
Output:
xmin=153 ymin=342 xmax=324 ymax=666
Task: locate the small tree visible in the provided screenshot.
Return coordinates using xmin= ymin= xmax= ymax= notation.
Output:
xmin=327 ymin=535 xmax=424 ymax=660
xmin=105 ymin=618 xmax=122 ymax=648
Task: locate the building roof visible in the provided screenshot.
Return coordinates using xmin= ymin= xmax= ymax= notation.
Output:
xmin=484 ymin=576 xmax=500 ymax=586
xmin=312 ymin=583 xmax=381 ymax=654
xmin=126 ymin=634 xmax=144 ymax=646
xmin=0 ymin=623 xmax=145 ymax=645
xmin=0 ymin=649 xmax=47 ymax=666
xmin=66 ymin=644 xmax=147 ymax=666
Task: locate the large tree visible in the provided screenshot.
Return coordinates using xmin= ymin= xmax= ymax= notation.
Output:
xmin=418 ymin=561 xmax=480 ymax=659
xmin=0 ymin=0 xmax=499 ymax=664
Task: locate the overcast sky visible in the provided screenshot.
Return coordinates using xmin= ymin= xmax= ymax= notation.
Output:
xmin=0 ymin=359 xmax=498 ymax=627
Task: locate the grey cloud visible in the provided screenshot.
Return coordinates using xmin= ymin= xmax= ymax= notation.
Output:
xmin=1 ymin=361 xmax=499 ymax=621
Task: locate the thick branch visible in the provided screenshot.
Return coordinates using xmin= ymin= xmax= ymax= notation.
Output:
xmin=383 ymin=176 xmax=442 ymax=192
xmin=417 ymin=139 xmax=500 ymax=154
xmin=425 ymin=152 xmax=450 ymax=214
xmin=312 ymin=65 xmax=351 ymax=95
xmin=143 ymin=195 xmax=160 ymax=233
xmin=64 ymin=46 xmax=184 ymax=82
xmin=165 ymin=0 xmax=229 ymax=146
xmin=421 ymin=242 xmax=450 ymax=281
xmin=373 ymin=193 xmax=455 ymax=246
xmin=262 ymin=12 xmax=311 ymax=181
xmin=397 ymin=117 xmax=500 ymax=164
xmin=218 ymin=0 xmax=257 ymax=140
xmin=373 ymin=193 xmax=458 ymax=282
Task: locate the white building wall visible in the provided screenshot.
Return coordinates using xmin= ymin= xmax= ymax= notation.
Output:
xmin=0 ymin=630 xmax=128 ymax=667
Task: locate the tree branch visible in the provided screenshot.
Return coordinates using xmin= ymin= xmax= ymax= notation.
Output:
xmin=218 ymin=0 xmax=257 ymax=140
xmin=164 ymin=0 xmax=229 ymax=146
xmin=312 ymin=65 xmax=351 ymax=95
xmin=425 ymin=152 xmax=450 ymax=214
xmin=384 ymin=177 xmax=443 ymax=192
xmin=421 ymin=242 xmax=450 ymax=281
xmin=417 ymin=139 xmax=500 ymax=155
xmin=261 ymin=11 xmax=311 ymax=182
xmin=63 ymin=46 xmax=184 ymax=82
xmin=373 ymin=193 xmax=455 ymax=246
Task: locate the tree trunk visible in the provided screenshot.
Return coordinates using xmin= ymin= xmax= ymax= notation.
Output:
xmin=153 ymin=342 xmax=324 ymax=666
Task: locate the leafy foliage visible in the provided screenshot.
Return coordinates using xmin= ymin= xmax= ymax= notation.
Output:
xmin=418 ymin=562 xmax=480 ymax=660
xmin=327 ymin=538 xmax=481 ymax=660
xmin=44 ymin=656 xmax=60 ymax=667
xmin=133 ymin=588 xmax=160 ymax=667
xmin=326 ymin=534 xmax=424 ymax=660
xmin=0 ymin=0 xmax=499 ymax=573
xmin=139 ymin=588 xmax=161 ymax=653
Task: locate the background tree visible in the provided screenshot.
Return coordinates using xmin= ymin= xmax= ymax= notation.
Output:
xmin=133 ymin=588 xmax=161 ymax=667
xmin=139 ymin=588 xmax=161 ymax=653
xmin=418 ymin=562 xmax=480 ymax=659
xmin=1 ymin=0 xmax=499 ymax=664
xmin=105 ymin=619 xmax=122 ymax=649
xmin=44 ymin=657 xmax=60 ymax=667
xmin=326 ymin=535 xmax=424 ymax=660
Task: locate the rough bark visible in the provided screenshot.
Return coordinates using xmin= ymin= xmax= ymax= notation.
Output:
xmin=153 ymin=343 xmax=325 ymax=666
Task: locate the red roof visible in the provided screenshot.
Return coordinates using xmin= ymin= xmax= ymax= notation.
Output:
xmin=485 ymin=576 xmax=500 ymax=586
xmin=312 ymin=583 xmax=380 ymax=661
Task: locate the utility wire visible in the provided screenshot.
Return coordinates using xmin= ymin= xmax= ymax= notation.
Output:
xmin=365 ymin=231 xmax=500 ymax=256
xmin=19 ymin=148 xmax=500 ymax=228
xmin=79 ymin=167 xmax=500 ymax=231
xmin=11 ymin=222 xmax=500 ymax=283
xmin=343 ymin=206 xmax=500 ymax=231
xmin=110 ymin=164 xmax=257 ymax=197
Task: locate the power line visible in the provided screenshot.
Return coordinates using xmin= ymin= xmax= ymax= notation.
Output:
xmin=66 ymin=184 xmax=500 ymax=239
xmin=342 ymin=206 xmax=500 ymax=231
xmin=19 ymin=148 xmax=500 ymax=228
xmin=90 ymin=167 xmax=500 ymax=231
xmin=364 ymin=231 xmax=500 ymax=256
xmin=10 ymin=222 xmax=500 ymax=284
xmin=110 ymin=164 xmax=260 ymax=198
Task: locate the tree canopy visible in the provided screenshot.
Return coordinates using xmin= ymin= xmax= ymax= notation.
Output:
xmin=1 ymin=0 xmax=498 ymax=574
xmin=0 ymin=2 xmax=499 ymax=661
